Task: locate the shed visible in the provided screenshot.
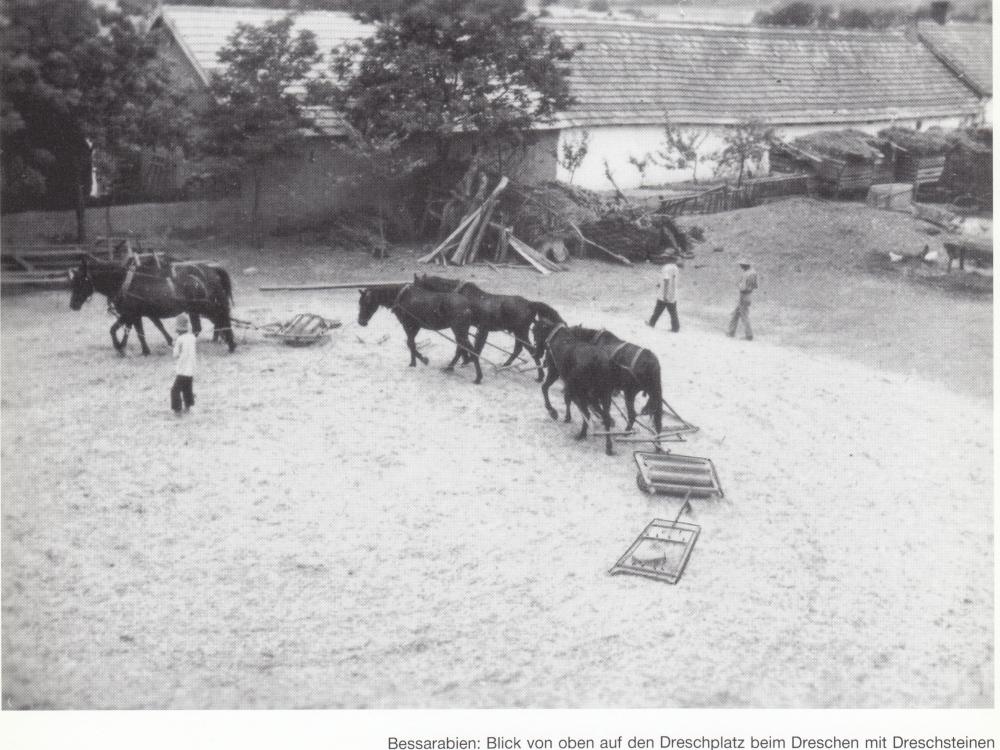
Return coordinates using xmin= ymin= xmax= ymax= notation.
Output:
xmin=781 ymin=130 xmax=892 ymax=197
xmin=878 ymin=127 xmax=953 ymax=188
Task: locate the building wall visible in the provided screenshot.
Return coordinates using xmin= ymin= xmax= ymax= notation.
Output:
xmin=555 ymin=116 xmax=973 ymax=190
xmin=0 ymin=199 xmax=243 ymax=244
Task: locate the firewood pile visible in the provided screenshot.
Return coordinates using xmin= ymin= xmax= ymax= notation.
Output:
xmin=419 ymin=172 xmax=567 ymax=274
xmin=419 ymin=166 xmax=698 ymax=272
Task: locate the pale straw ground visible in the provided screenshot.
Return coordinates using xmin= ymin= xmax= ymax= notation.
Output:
xmin=1 ymin=199 xmax=992 ymax=708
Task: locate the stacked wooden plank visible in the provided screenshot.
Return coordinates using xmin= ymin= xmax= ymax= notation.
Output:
xmin=2 ymin=245 xmax=85 ymax=287
xmin=419 ymin=175 xmax=565 ymax=274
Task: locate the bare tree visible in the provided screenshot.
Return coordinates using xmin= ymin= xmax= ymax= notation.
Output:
xmin=655 ymin=117 xmax=709 ymax=184
xmin=628 ymin=154 xmax=652 ymax=187
xmin=558 ymin=130 xmax=590 ymax=185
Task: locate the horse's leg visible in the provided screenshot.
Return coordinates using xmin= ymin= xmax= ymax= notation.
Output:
xmin=149 ymin=317 xmax=173 ymax=347
xmin=468 ymin=327 xmax=488 ymax=366
xmin=564 ymin=387 xmax=574 ymax=423
xmin=403 ymin=322 xmax=424 ymax=366
xmin=467 ymin=328 xmax=483 ymax=385
xmin=109 ymin=318 xmax=128 ymax=355
xmin=446 ymin=319 xmax=472 ymax=373
xmin=624 ymin=387 xmax=638 ymax=431
xmin=541 ymin=357 xmax=560 ymax=420
xmin=573 ymin=391 xmax=591 ymax=441
xmin=213 ymin=309 xmax=237 ymax=352
xmin=600 ymin=392 xmax=615 ymax=455
xmin=190 ymin=313 xmax=203 ymax=337
xmin=502 ymin=328 xmax=524 ymax=368
xmin=134 ymin=317 xmax=151 ymax=356
xmin=444 ymin=331 xmax=462 ymax=372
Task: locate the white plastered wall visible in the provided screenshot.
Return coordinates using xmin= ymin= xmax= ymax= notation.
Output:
xmin=556 ymin=115 xmax=972 ymax=190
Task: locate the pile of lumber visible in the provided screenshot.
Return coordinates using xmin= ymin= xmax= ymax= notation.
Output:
xmin=420 ymin=167 xmax=704 ymax=270
xmin=418 ymin=175 xmax=564 ymax=274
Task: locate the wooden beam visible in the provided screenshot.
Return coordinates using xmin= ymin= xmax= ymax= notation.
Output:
xmin=569 ymin=222 xmax=632 ymax=266
xmin=259 ymin=281 xmax=410 ymax=292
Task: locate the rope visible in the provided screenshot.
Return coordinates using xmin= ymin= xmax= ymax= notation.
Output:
xmin=389 ymin=299 xmax=506 ymax=370
xmin=388 ymin=290 xmax=541 ymax=376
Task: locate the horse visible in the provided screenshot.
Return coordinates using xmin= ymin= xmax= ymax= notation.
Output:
xmin=357 ymin=283 xmax=483 ymax=384
xmin=413 ymin=274 xmax=563 ymax=382
xmin=531 ymin=314 xmax=618 ymax=455
xmin=69 ymin=255 xmax=236 ymax=355
xmin=565 ymin=325 xmax=664 ymax=435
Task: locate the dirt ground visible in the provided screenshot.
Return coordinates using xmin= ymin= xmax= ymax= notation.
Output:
xmin=1 ymin=198 xmax=992 ymax=708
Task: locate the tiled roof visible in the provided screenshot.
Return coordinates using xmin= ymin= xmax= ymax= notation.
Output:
xmin=158 ymin=5 xmax=371 ymax=135
xmin=156 ymin=7 xmax=982 ymax=134
xmin=540 ymin=18 xmax=982 ymax=127
xmin=917 ymin=21 xmax=992 ymax=98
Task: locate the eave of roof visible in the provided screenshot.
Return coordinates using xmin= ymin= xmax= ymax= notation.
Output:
xmin=917 ymin=21 xmax=993 ymax=98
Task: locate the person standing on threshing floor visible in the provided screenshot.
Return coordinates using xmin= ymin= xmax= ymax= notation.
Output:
xmin=170 ymin=313 xmax=197 ymax=415
xmin=647 ymin=254 xmax=680 ymax=332
xmin=727 ymin=258 xmax=758 ymax=340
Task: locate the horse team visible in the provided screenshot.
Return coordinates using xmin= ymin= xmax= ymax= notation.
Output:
xmin=67 ymin=252 xmax=665 ymax=456
xmin=359 ymin=274 xmax=666 ymax=456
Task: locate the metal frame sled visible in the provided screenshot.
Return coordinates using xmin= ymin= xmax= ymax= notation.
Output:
xmin=593 ymin=397 xmax=700 ymax=447
xmin=609 ymin=501 xmax=700 ymax=585
xmin=633 ymin=451 xmax=724 ymax=499
xmin=232 ymin=313 xmax=341 ymax=347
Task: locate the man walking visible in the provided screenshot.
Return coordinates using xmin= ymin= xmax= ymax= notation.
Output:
xmin=727 ymin=258 xmax=758 ymax=340
xmin=647 ymin=254 xmax=680 ymax=332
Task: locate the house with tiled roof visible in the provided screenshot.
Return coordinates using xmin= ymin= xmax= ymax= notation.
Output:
xmin=537 ymin=17 xmax=984 ymax=188
xmin=152 ymin=5 xmax=985 ymax=208
xmin=917 ymin=20 xmax=992 ymax=124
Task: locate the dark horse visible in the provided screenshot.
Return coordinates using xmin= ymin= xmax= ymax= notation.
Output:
xmin=413 ymin=274 xmax=563 ymax=382
xmin=69 ymin=255 xmax=236 ymax=355
xmin=564 ymin=325 xmax=664 ymax=435
xmin=357 ymin=283 xmax=483 ymax=384
xmin=531 ymin=314 xmax=618 ymax=455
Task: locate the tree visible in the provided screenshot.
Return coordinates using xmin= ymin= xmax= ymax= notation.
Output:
xmin=754 ymin=1 xmax=818 ymax=26
xmin=655 ymin=117 xmax=709 ymax=184
xmin=326 ymin=0 xmax=574 ymax=173
xmin=628 ymin=154 xmax=652 ymax=186
xmin=557 ymin=130 xmax=590 ymax=184
xmin=715 ymin=119 xmax=774 ymax=188
xmin=333 ymin=130 xmax=427 ymax=257
xmin=2 ymin=0 xmax=189 ymax=239
xmin=195 ymin=15 xmax=322 ymax=244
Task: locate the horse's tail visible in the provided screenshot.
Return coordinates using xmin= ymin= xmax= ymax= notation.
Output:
xmin=529 ymin=301 xmax=563 ymax=324
xmin=215 ymin=267 xmax=234 ymax=306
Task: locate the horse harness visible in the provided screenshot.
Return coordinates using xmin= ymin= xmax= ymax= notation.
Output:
xmin=390 ymin=283 xmax=413 ymax=311
xmin=589 ymin=328 xmax=647 ymax=380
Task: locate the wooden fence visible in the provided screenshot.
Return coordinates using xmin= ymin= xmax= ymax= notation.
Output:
xmin=656 ymin=175 xmax=811 ymax=217
xmin=1 ymin=236 xmax=135 ymax=288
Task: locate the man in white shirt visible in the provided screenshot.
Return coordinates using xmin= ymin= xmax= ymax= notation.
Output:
xmin=170 ymin=313 xmax=197 ymax=414
xmin=647 ymin=254 xmax=680 ymax=332
xmin=727 ymin=258 xmax=759 ymax=340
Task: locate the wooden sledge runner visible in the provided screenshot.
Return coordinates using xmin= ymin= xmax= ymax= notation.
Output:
xmin=231 ymin=313 xmax=341 ymax=347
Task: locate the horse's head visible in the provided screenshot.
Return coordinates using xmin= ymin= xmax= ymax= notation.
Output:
xmin=357 ymin=288 xmax=379 ymax=326
xmin=68 ymin=256 xmax=94 ymax=310
xmin=532 ymin=314 xmax=559 ymax=360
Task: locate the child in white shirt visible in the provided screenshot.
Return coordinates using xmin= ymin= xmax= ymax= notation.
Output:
xmin=170 ymin=313 xmax=197 ymax=414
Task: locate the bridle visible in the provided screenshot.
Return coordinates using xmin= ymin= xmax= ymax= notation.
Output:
xmin=544 ymin=321 xmax=567 ymax=348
